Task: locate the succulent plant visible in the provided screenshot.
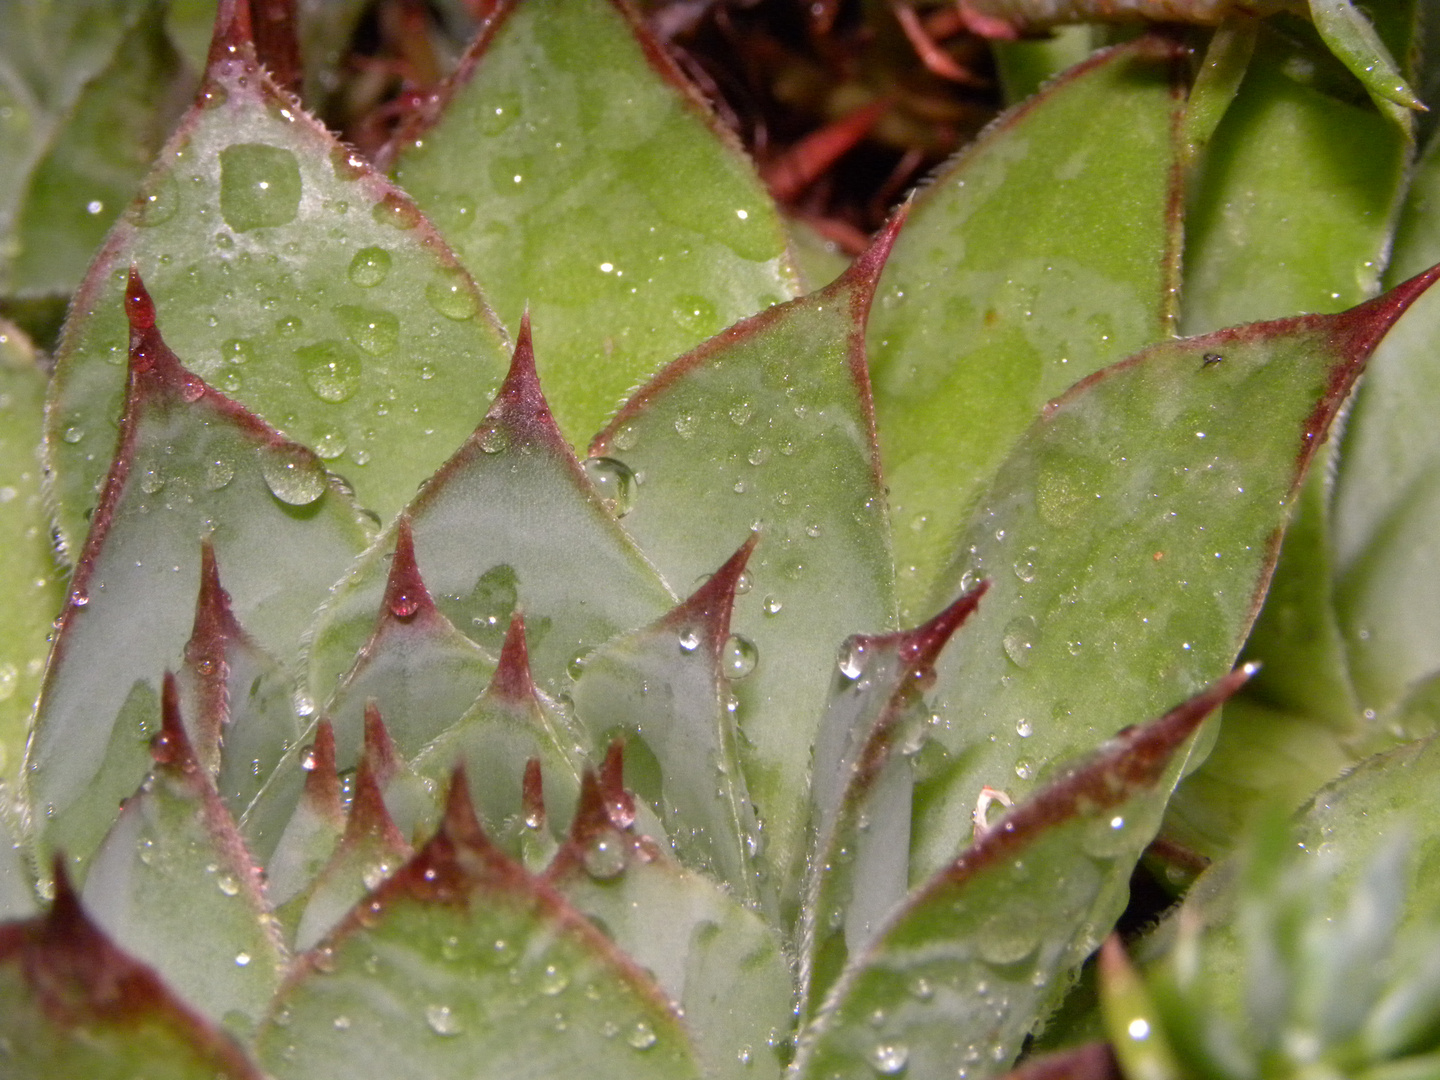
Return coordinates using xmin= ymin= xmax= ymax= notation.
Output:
xmin=6 ymin=0 xmax=1440 ymax=1078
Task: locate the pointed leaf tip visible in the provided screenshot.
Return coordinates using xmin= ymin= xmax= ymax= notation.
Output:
xmin=206 ymin=0 xmax=300 ymax=96
xmin=661 ymin=532 xmax=759 ymax=658
xmin=361 ymin=702 xmax=401 ymax=786
xmin=841 ymin=201 xmax=909 ymax=306
xmin=490 ymin=612 xmax=538 ymax=702
xmin=382 ymin=516 xmax=435 ymax=621
xmin=302 ymin=720 xmax=344 ymax=824
xmin=522 ymin=758 xmax=546 ymax=831
xmin=897 ymin=577 xmax=990 ymax=670
xmin=344 ymin=744 xmax=408 ymax=853
xmin=486 ymin=310 xmax=555 ymax=438
xmin=600 ymin=741 xmax=635 ymax=829
xmin=151 ymin=672 xmax=199 ymax=773
xmin=1333 ymin=261 xmax=1440 ymax=361
xmin=124 ymin=267 xmax=156 ymax=331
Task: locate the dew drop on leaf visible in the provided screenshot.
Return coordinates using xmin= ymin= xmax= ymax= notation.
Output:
xmin=868 ymin=1043 xmax=910 ymax=1075
xmin=1002 ymin=615 xmax=1039 ymax=667
xmin=582 ymin=835 xmax=626 ymax=880
xmin=722 ymin=634 xmax=758 ymax=679
xmin=258 ymin=445 xmax=327 ymax=506
xmin=129 ymin=173 xmax=179 ymax=227
xmin=627 ymin=1021 xmax=657 ymax=1050
xmin=347 ymin=246 xmax=392 ymax=288
xmin=425 ymin=267 xmax=479 ymax=320
xmin=677 ymin=628 xmax=701 ymax=653
xmin=218 ymin=143 xmax=302 ymax=232
xmin=298 ymin=341 xmax=363 ymax=403
xmin=425 ymin=1004 xmax=463 ymax=1036
xmin=837 ymin=637 xmax=867 ymax=680
xmin=582 ymin=456 xmax=636 ymax=517
xmin=540 ymin=964 xmax=571 ymax=996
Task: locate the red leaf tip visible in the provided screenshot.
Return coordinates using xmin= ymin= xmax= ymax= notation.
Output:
xmin=361 ymin=701 xmax=401 ymax=787
xmin=522 ymin=758 xmax=546 ymax=831
xmin=663 ymin=532 xmax=759 ymax=658
xmin=301 ymin=720 xmax=344 ymax=824
xmin=382 ymin=516 xmax=435 ymax=621
xmin=125 ymin=267 xmax=156 ymax=331
xmin=151 ymin=672 xmax=199 ymax=773
xmin=490 ymin=612 xmax=537 ymax=702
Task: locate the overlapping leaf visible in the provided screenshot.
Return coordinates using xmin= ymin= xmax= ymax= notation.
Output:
xmin=390 ymin=0 xmax=798 ymax=443
xmin=590 ymin=224 xmax=898 ymax=909
xmin=909 ymin=267 xmax=1440 ymax=882
xmin=866 ymin=35 xmax=1188 ymax=617
xmin=28 ymin=273 xmax=374 ymax=870
xmin=46 ymin=6 xmax=509 ymax=553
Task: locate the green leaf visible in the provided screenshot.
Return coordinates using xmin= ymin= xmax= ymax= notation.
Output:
xmin=80 ymin=675 xmax=286 ymax=1034
xmin=255 ymin=774 xmax=703 ymax=1080
xmin=45 ymin=19 xmax=510 ymax=554
xmin=1307 ymin=0 xmax=1422 ymax=112
xmin=0 ymin=0 xmax=190 ymax=301
xmin=590 ymin=228 xmax=898 ymax=911
xmin=258 ymin=719 xmax=345 ymax=909
xmin=411 ymin=613 xmax=586 ymax=855
xmin=547 ymin=769 xmax=794 ymax=1080
xmin=793 ymin=668 xmax=1250 ymax=1080
xmin=0 ymin=320 xmax=63 ymax=785
xmin=0 ymin=811 xmax=37 ymax=920
xmin=569 ymin=535 xmax=761 ymax=906
xmin=799 ymin=586 xmax=987 ymax=1017
xmin=866 ymin=36 xmax=1187 ymax=618
xmin=390 ymin=0 xmax=798 ymax=444
xmin=909 ymin=267 xmax=1440 ymax=883
xmin=28 ymin=274 xmax=374 ymax=870
xmin=1097 ymin=937 xmax=1181 ymax=1080
xmin=304 ymin=319 xmax=675 ymax=709
xmin=0 ymin=867 xmax=265 ymax=1080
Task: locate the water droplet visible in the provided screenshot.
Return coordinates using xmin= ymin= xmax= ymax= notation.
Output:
xmin=805 ymin=523 xmax=822 ymax=539
xmin=129 ymin=174 xmax=179 ymax=227
xmin=1015 ymin=760 xmax=1033 ymax=780
xmin=673 ymin=413 xmax=697 ymax=439
xmin=259 ymin=444 xmax=327 ymax=505
xmin=678 ymin=628 xmax=701 ymax=653
xmin=723 ymin=635 xmax=758 ymax=679
xmin=1015 ymin=718 xmax=1032 ymax=738
xmin=1002 ymin=615 xmax=1039 ymax=667
xmin=540 ymin=964 xmax=571 ymax=996
xmin=865 ymin=1043 xmax=909 ymax=1076
xmin=298 ymin=341 xmax=363 ymax=403
xmin=61 ymin=426 xmax=85 ymax=444
xmin=582 ymin=456 xmax=636 ymax=517
xmin=729 ymin=401 xmax=753 ymax=426
xmin=220 ymin=338 xmax=253 ymax=366
xmin=333 ymin=1015 xmax=351 ymax=1031
xmin=217 ymin=873 xmax=240 ymax=897
xmin=1013 ymin=546 xmax=1038 ymax=583
xmin=347 ymin=246 xmax=392 ymax=288
xmin=204 ymin=458 xmax=235 ymax=490
xmin=139 ymin=468 xmax=166 ymax=495
xmin=837 ymin=637 xmax=868 ymax=680
xmin=313 ymin=429 xmax=348 ymax=460
xmin=426 ymin=267 xmax=479 ymax=320
xmin=478 ymin=423 xmax=509 ymax=454
xmin=219 ymin=143 xmax=302 ymax=232
xmin=372 ymin=192 xmax=420 ymax=229
xmin=748 ymin=446 xmax=769 ymax=466
xmin=627 ymin=1021 xmax=657 ymax=1050
xmin=425 ymin=1004 xmax=462 ymax=1036
xmin=235 ymin=951 xmax=252 ymax=966
xmin=337 ymin=305 xmax=399 ymax=356
xmin=762 ymin=595 xmax=783 ymax=616
xmin=583 ymin=835 xmax=627 ymax=880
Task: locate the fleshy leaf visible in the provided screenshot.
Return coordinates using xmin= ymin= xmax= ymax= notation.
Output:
xmin=306 ymin=316 xmax=675 ymax=705
xmin=255 ymin=771 xmax=703 ymax=1080
xmin=291 ymin=737 xmax=413 ymax=952
xmin=45 ymin=8 xmax=510 ymax=554
xmin=1307 ymin=0 xmax=1422 ymax=112
xmin=0 ymin=320 xmax=63 ymax=784
xmin=389 ymin=0 xmax=798 ymax=444
xmin=867 ymin=35 xmax=1187 ymax=618
xmin=908 ymin=266 xmax=1440 ymax=882
xmin=80 ymin=674 xmax=286 ymax=1034
xmin=260 ymin=719 xmax=345 ymax=908
xmin=179 ymin=543 xmax=300 ymax=817
xmin=0 ymin=811 xmax=37 ymax=920
xmin=28 ymin=273 xmax=373 ymax=869
xmin=800 ymin=584 xmax=988 ymax=1015
xmin=0 ymin=864 xmax=264 ymax=1079
xmin=793 ymin=668 xmax=1250 ymax=1080
xmin=569 ymin=535 xmax=761 ymax=905
xmin=547 ymin=770 xmax=793 ymax=1080
xmin=0 ymin=0 xmax=189 ymax=301
xmin=410 ymin=613 xmax=585 ymax=854
xmin=590 ymin=222 xmax=899 ymax=909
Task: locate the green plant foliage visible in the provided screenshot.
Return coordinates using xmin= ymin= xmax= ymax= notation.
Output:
xmin=6 ymin=0 xmax=1440 ymax=1077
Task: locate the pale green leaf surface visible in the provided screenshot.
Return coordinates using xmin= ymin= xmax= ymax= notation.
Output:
xmin=867 ymin=37 xmax=1185 ymax=619
xmin=28 ymin=298 xmax=373 ymax=869
xmin=1307 ymin=0 xmax=1422 ymax=111
xmin=0 ymin=879 xmax=265 ymax=1080
xmin=799 ymin=589 xmax=986 ymax=1017
xmin=569 ymin=538 xmax=760 ymax=906
xmin=410 ymin=615 xmax=586 ymax=854
xmin=1181 ymin=19 xmax=1259 ymax=160
xmin=46 ymin=43 xmax=509 ymax=555
xmin=209 ymin=634 xmax=300 ymax=821
xmin=590 ymin=237 xmax=896 ymax=912
xmin=992 ymin=26 xmax=1099 ymax=107
xmin=0 ymin=0 xmax=189 ymax=300
xmin=81 ymin=684 xmax=286 ymax=1034
xmin=909 ymin=273 xmax=1440 ymax=883
xmin=256 ymin=782 xmax=703 ymax=1080
xmin=390 ymin=0 xmax=797 ymax=445
xmin=548 ymin=793 xmax=792 ymax=1080
xmin=258 ymin=721 xmax=345 ymax=908
xmin=305 ymin=327 xmax=675 ymax=715
xmin=0 ymin=812 xmax=37 ymax=920
xmin=0 ymin=320 xmax=62 ymax=784
xmin=794 ymin=670 xmax=1247 ymax=1080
